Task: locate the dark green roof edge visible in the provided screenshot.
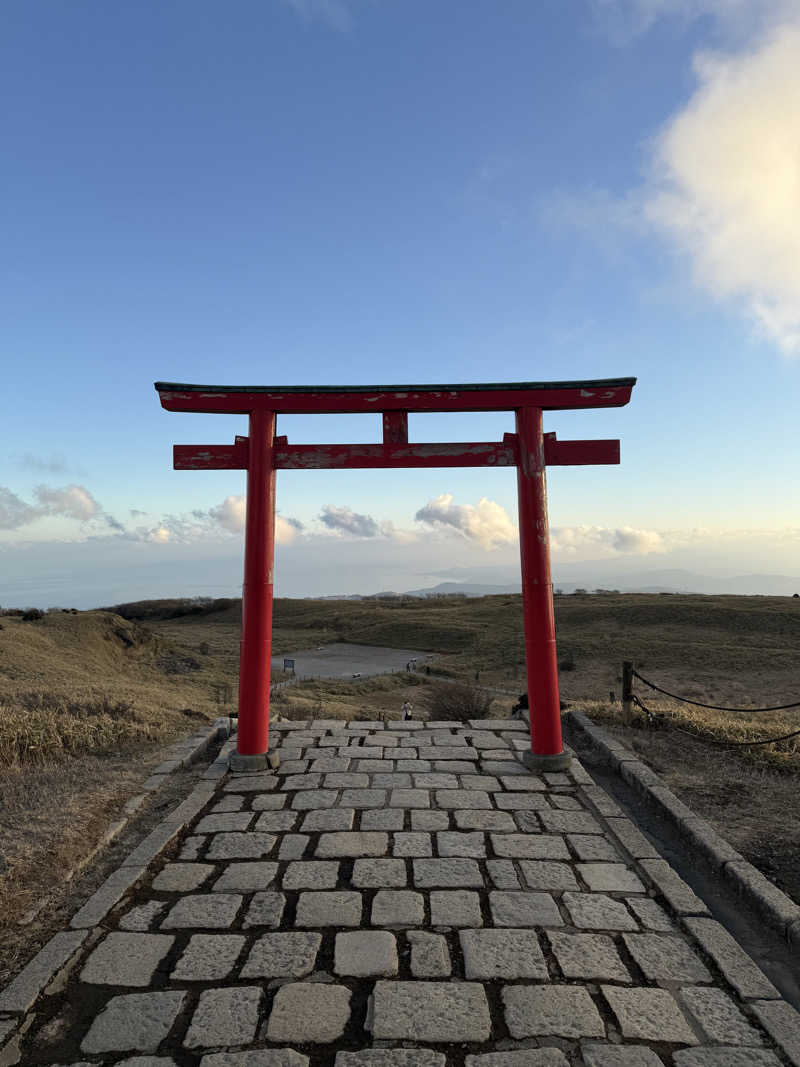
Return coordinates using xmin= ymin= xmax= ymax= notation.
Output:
xmin=155 ymin=378 xmax=636 ymax=394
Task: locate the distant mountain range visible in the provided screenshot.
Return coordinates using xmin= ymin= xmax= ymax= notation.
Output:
xmin=319 ymin=571 xmax=800 ymax=599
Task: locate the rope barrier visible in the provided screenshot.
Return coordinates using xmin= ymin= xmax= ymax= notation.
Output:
xmin=633 ymin=693 xmax=800 ymax=748
xmin=632 ymin=669 xmax=800 ymax=713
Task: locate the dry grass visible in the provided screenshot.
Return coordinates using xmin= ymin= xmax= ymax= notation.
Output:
xmin=0 ymin=611 xmax=233 ymax=767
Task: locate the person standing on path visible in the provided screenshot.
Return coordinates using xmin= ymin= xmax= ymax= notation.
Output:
xmin=401 ymin=701 xmax=413 ymax=720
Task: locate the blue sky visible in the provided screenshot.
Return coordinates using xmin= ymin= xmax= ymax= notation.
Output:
xmin=2 ymin=0 xmax=799 ymax=606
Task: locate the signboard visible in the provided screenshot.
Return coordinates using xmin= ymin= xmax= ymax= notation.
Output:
xmin=283 ymin=658 xmax=295 ymax=671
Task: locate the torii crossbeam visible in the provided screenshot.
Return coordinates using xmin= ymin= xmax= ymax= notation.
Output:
xmin=155 ymin=378 xmax=636 ymax=771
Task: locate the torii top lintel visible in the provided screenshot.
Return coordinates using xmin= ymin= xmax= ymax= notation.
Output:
xmin=155 ymin=378 xmax=636 ymax=415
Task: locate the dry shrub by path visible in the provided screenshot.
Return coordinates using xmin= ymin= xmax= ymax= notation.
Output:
xmin=420 ymin=681 xmax=494 ymax=722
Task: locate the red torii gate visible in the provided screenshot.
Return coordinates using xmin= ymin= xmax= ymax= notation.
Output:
xmin=155 ymin=378 xmax=636 ymax=771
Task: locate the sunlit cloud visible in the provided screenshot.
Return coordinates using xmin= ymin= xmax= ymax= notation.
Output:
xmin=415 ymin=493 xmax=517 ymax=550
xmin=550 ymin=524 xmax=668 ymax=555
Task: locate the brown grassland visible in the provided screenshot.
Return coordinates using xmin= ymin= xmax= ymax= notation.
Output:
xmin=1 ymin=590 xmax=799 ymax=977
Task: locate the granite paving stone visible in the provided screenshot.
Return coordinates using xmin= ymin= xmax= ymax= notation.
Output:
xmin=413 ymin=858 xmax=484 ymax=887
xmin=162 ymin=894 xmax=242 ymax=929
xmin=518 ymin=860 xmax=578 ymax=892
xmin=282 ymin=861 xmax=340 ymax=889
xmin=171 ymin=934 xmax=245 ymax=981
xmin=487 ymin=859 xmax=521 ymax=888
xmin=430 ymin=890 xmax=483 ymax=927
xmin=437 ymin=831 xmax=486 ymax=857
xmin=361 ymin=809 xmax=405 ymax=830
xmin=152 ymin=864 xmax=215 ymax=892
xmin=454 ymin=810 xmax=516 ymax=831
xmin=680 ymin=986 xmax=764 ymax=1044
xmin=184 ymin=986 xmax=261 ymax=1048
xmin=195 ymin=813 xmax=254 ymax=834
xmin=602 ymin=986 xmax=699 ymax=1044
xmin=490 ymin=833 xmax=570 ymax=860
xmin=278 ymin=834 xmax=309 ymax=859
xmin=389 ymin=788 xmax=430 ymax=808
xmin=250 ymin=794 xmax=287 ymax=811
xmin=371 ymin=890 xmax=425 ymax=927
xmin=120 ymin=901 xmax=168 ymax=931
xmin=340 ymin=788 xmax=387 ymax=808
xmin=582 ymin=1048 xmax=666 ymax=1066
xmin=407 ymin=931 xmax=451 ymax=976
xmin=81 ymin=991 xmax=186 ymax=1053
xmin=672 ymin=1051 xmax=781 ymax=1067
xmin=750 ymin=1000 xmax=800 ymax=1064
xmin=411 ymin=810 xmax=449 ymax=830
xmin=622 ymin=933 xmax=712 ymax=983
xmin=291 ymin=790 xmax=339 ymax=810
xmin=567 ymin=834 xmax=622 ymax=862
xmin=337 ymin=1052 xmax=444 ymax=1067
xmin=489 ymin=891 xmax=563 ymax=927
xmin=502 ymin=986 xmax=605 ymax=1038
xmin=392 ymin=831 xmax=433 ymax=856
xmin=465 ymin=1054 xmax=568 ymax=1067
xmin=280 ymin=773 xmax=320 ymax=790
xmin=435 ymin=789 xmax=491 ymax=809
xmin=224 ymin=773 xmax=279 ymax=792
xmin=538 ymin=810 xmax=603 ymax=834
xmin=460 ymin=929 xmax=548 ymax=979
xmin=267 ymin=983 xmax=351 ymax=1043
xmin=242 ymin=891 xmax=286 ymax=928
xmin=626 ymin=897 xmax=675 ymax=931
xmin=459 ymin=776 xmax=501 ymax=791
xmin=323 ymin=773 xmax=370 ymax=788
xmin=547 ymin=931 xmax=631 ymax=982
xmin=80 ymin=933 xmax=174 ymax=987
xmin=372 ymin=773 xmax=412 ymax=788
xmin=205 ymin=832 xmax=277 ymax=860
xmin=301 ymin=808 xmax=355 ymax=831
xmin=240 ymin=932 xmax=321 ymax=978
xmin=295 ymin=891 xmax=363 ymax=927
xmin=334 ymin=931 xmax=398 ymax=976
xmin=494 ymin=793 xmax=549 ymax=810
xmin=681 ymin=917 xmax=779 ymax=999
xmin=254 ymin=812 xmax=298 ymax=832
xmin=352 ymin=858 xmax=407 ymax=887
xmin=562 ymin=892 xmax=639 ymax=931
xmin=371 ymin=981 xmax=491 ymax=1042
xmin=315 ymin=832 xmax=389 ymax=857
xmin=577 ymin=862 xmax=646 ymax=893
xmin=212 ymin=862 xmax=278 ymax=892
xmin=434 ymin=760 xmax=475 ymax=773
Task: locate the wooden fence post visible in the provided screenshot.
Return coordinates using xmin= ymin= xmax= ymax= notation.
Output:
xmin=622 ymin=660 xmax=634 ymax=725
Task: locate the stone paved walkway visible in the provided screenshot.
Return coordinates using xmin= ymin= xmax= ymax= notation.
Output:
xmin=4 ymin=717 xmax=800 ymax=1067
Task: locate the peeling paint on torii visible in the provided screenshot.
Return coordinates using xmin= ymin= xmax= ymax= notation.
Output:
xmin=155 ymin=378 xmax=636 ymax=772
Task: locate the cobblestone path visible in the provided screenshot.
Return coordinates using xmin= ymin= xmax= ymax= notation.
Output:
xmin=3 ymin=718 xmax=799 ymax=1067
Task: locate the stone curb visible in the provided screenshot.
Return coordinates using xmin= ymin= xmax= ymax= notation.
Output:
xmin=0 ymin=718 xmax=235 ymax=1044
xmin=566 ymin=709 xmax=800 ymax=942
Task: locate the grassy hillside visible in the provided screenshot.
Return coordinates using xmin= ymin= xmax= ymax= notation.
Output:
xmin=0 ymin=611 xmax=229 ymax=766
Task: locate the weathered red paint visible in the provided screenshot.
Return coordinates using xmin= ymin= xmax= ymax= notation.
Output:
xmin=237 ymin=409 xmax=276 ymax=756
xmin=156 ymin=379 xmax=635 ymax=415
xmin=175 ymin=437 xmax=621 ymax=471
xmin=516 ymin=407 xmax=563 ymax=757
xmin=156 ymin=378 xmax=636 ymax=763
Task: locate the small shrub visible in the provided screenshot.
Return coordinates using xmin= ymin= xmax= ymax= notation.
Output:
xmin=21 ymin=608 xmax=44 ymax=622
xmin=420 ymin=681 xmax=494 ymax=722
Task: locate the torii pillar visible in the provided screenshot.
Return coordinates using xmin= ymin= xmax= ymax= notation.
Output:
xmin=156 ymin=378 xmax=636 ymax=772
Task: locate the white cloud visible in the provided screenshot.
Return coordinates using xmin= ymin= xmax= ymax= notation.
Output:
xmin=276 ymin=516 xmax=303 ymax=545
xmin=319 ymin=504 xmax=380 ymax=538
xmin=147 ymin=526 xmax=171 ymax=544
xmin=35 ymin=484 xmax=100 ymax=521
xmin=550 ymin=524 xmax=668 ymax=555
xmin=415 ymin=493 xmax=518 ymax=550
xmin=643 ymin=21 xmax=800 ymax=355
xmin=210 ymin=495 xmax=247 ymax=533
xmin=281 ymin=0 xmax=354 ymax=32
